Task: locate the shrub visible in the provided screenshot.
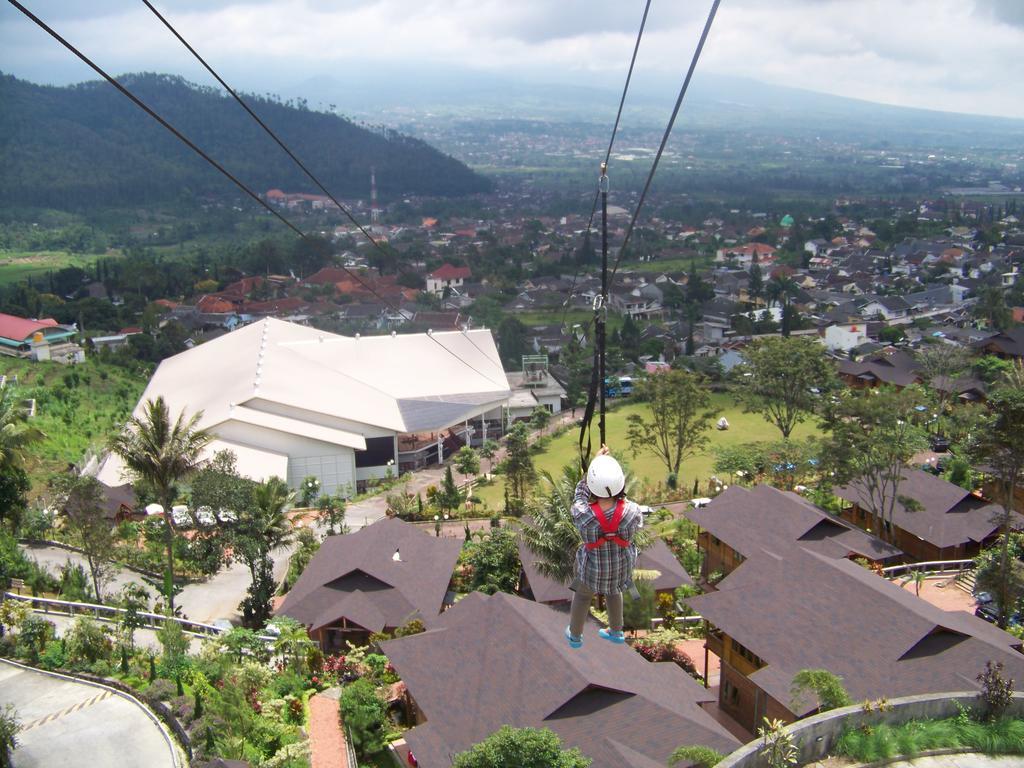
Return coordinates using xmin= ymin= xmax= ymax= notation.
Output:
xmin=64 ymin=617 xmax=112 ymax=666
xmin=88 ymin=659 xmax=113 ymax=677
xmin=270 ymin=670 xmax=306 ymax=699
xmin=790 ymin=668 xmax=852 ymax=713
xmin=16 ymin=615 xmax=53 ymax=663
xmin=669 ymin=745 xmax=726 ymax=767
xmin=0 ymin=704 xmax=21 ymax=768
xmin=339 ymin=679 xmax=389 ymax=758
xmin=977 ymin=660 xmax=1015 ymax=722
xmin=38 ymin=640 xmax=66 ymax=671
xmin=144 ymin=678 xmax=177 ymax=703
xmin=758 ymin=718 xmax=797 ymax=768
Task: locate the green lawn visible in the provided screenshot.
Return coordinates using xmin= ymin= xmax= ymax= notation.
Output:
xmin=0 ymin=249 xmax=120 ymax=286
xmin=473 ymin=391 xmax=821 ymax=509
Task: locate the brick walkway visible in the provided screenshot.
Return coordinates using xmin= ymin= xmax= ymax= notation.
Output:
xmin=309 ymin=691 xmax=348 ymax=768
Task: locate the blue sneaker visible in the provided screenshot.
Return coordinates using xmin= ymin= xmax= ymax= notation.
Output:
xmin=599 ymin=628 xmax=626 ymax=644
xmin=564 ymin=626 xmax=582 ymax=648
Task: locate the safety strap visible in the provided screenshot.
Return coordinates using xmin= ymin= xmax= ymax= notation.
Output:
xmin=584 ymin=499 xmax=629 ymax=550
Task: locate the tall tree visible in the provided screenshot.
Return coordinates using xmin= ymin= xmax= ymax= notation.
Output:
xmin=748 ymin=262 xmax=764 ymax=307
xmin=454 ymin=445 xmax=481 ymax=483
xmin=51 ymin=473 xmax=116 ymax=603
xmin=971 ymin=364 xmax=1024 ymax=627
xmin=110 ymin=396 xmax=212 ymax=614
xmin=916 ymin=344 xmax=970 ymax=425
xmin=479 ymin=439 xmax=499 ymax=476
xmin=504 ymin=422 xmax=535 ymax=514
xmin=822 ymin=387 xmax=928 ymax=544
xmin=234 ymin=476 xmax=295 ymax=627
xmin=737 ymin=337 xmax=835 ymax=439
xmin=626 ymin=370 xmax=717 ymax=482
xmin=0 ymin=387 xmax=42 ymax=531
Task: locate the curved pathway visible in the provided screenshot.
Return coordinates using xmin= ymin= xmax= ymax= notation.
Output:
xmin=0 ymin=659 xmax=180 ymax=768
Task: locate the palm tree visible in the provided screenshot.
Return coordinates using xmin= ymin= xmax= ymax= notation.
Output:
xmin=518 ymin=466 xmax=584 ymax=585
xmin=110 ymin=396 xmax=212 ymax=614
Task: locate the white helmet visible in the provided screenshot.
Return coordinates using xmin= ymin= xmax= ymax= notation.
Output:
xmin=587 ymin=455 xmax=625 ymax=498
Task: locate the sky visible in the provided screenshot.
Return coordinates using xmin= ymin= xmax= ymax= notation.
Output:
xmin=1 ymin=0 xmax=1023 ymax=119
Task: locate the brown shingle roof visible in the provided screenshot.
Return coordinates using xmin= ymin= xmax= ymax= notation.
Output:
xmin=835 ymin=468 xmax=1022 ymax=549
xmin=687 ymin=548 xmax=1024 ymax=717
xmin=518 ymin=537 xmax=692 ymax=604
xmin=277 ymin=518 xmax=461 ymax=632
xmin=382 ymin=592 xmax=739 ymax=767
xmin=686 ymin=484 xmax=901 ymax=562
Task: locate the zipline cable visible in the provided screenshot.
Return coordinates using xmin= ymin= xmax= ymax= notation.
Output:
xmin=608 ymin=0 xmax=720 ymax=291
xmin=561 ymin=0 xmax=652 ymax=331
xmin=7 ymin=0 xmax=508 ymax=391
xmin=578 ymin=0 xmax=721 ymax=470
xmin=139 ymin=0 xmax=505 ymax=385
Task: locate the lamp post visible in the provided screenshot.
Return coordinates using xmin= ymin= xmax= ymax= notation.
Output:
xmin=145 ymin=502 xmax=176 ymax=614
xmin=433 ymin=514 xmax=440 ymax=537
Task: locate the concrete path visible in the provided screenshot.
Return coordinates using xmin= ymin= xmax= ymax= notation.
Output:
xmin=0 ymin=659 xmax=179 ymax=768
xmin=880 ymin=755 xmax=1024 ymax=768
xmin=176 ymin=543 xmax=292 ymax=625
xmin=18 ymin=543 xmax=149 ymax=601
xmin=344 ymin=467 xmax=446 ymax=528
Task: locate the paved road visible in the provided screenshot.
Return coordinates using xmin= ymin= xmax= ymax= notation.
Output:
xmin=0 ymin=660 xmax=179 ymax=768
xmin=176 ymin=543 xmax=292 ymax=625
xmin=18 ymin=544 xmax=149 ymax=600
xmin=33 ymin=613 xmax=206 ymax=654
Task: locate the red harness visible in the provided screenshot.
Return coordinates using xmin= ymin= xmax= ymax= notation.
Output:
xmin=584 ymin=499 xmax=629 ymax=550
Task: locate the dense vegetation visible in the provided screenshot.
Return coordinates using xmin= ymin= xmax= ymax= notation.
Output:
xmin=0 ymin=72 xmax=492 ymax=210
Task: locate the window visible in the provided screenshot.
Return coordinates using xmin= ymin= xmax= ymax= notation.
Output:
xmin=722 ymin=680 xmax=739 ymax=706
xmin=731 ymin=638 xmax=765 ymax=669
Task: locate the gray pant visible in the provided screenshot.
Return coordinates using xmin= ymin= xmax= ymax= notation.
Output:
xmin=568 ymin=580 xmax=623 ymax=639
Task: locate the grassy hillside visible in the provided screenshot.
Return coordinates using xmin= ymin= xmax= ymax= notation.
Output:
xmin=0 ymin=357 xmax=147 ymax=496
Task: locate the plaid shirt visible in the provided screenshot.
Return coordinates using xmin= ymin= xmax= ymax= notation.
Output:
xmin=571 ymin=480 xmax=642 ymax=595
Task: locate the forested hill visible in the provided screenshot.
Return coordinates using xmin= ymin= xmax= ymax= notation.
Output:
xmin=0 ymin=72 xmax=492 ymax=210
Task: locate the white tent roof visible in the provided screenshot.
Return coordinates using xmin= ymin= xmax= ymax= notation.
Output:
xmin=125 ymin=317 xmax=509 ymax=439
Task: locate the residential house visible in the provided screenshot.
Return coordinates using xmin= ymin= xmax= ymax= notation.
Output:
xmin=975 ymin=327 xmax=1024 ymax=359
xmin=837 ymin=349 xmax=921 ymax=389
xmin=834 ymin=468 xmax=1024 ymax=561
xmin=381 ymin=592 xmax=740 ymax=768
xmin=277 ymin=518 xmax=462 ymax=650
xmin=858 ymin=295 xmax=911 ymax=321
xmin=426 ymin=264 xmax=471 ymax=296
xmin=517 ymin=538 xmax=692 ymax=607
xmin=686 ymin=484 xmax=901 ymax=582
xmin=824 ymin=323 xmax=869 ymax=352
xmin=687 ymin=547 xmax=1024 ymax=733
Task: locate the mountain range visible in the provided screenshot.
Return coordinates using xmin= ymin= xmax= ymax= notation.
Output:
xmin=0 ymin=72 xmax=491 ymax=211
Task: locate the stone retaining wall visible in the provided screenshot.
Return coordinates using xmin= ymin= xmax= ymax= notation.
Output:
xmin=716 ymin=691 xmax=1024 ymax=768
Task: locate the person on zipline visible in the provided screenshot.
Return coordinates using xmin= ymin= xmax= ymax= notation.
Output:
xmin=565 ymin=445 xmax=642 ymax=648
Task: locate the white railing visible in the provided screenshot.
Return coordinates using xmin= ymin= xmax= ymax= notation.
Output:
xmin=880 ymin=559 xmax=975 ymax=579
xmin=3 ymin=592 xmax=274 ymax=642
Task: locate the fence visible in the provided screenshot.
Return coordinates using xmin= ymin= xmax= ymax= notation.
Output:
xmin=880 ymin=559 xmax=975 ymax=579
xmin=2 ymin=591 xmax=274 ymax=642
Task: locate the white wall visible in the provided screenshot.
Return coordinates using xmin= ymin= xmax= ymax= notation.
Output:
xmin=213 ymin=420 xmax=357 ymax=496
xmin=244 ymin=397 xmax=396 ymax=438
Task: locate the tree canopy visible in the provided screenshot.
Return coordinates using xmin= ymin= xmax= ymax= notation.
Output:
xmin=736 ymin=336 xmax=835 ymax=439
xmin=452 ymin=725 xmax=591 ymax=768
xmin=626 ymin=370 xmax=717 ymax=481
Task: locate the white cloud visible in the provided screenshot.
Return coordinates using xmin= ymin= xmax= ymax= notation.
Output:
xmin=1 ymin=0 xmax=1022 ymax=118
